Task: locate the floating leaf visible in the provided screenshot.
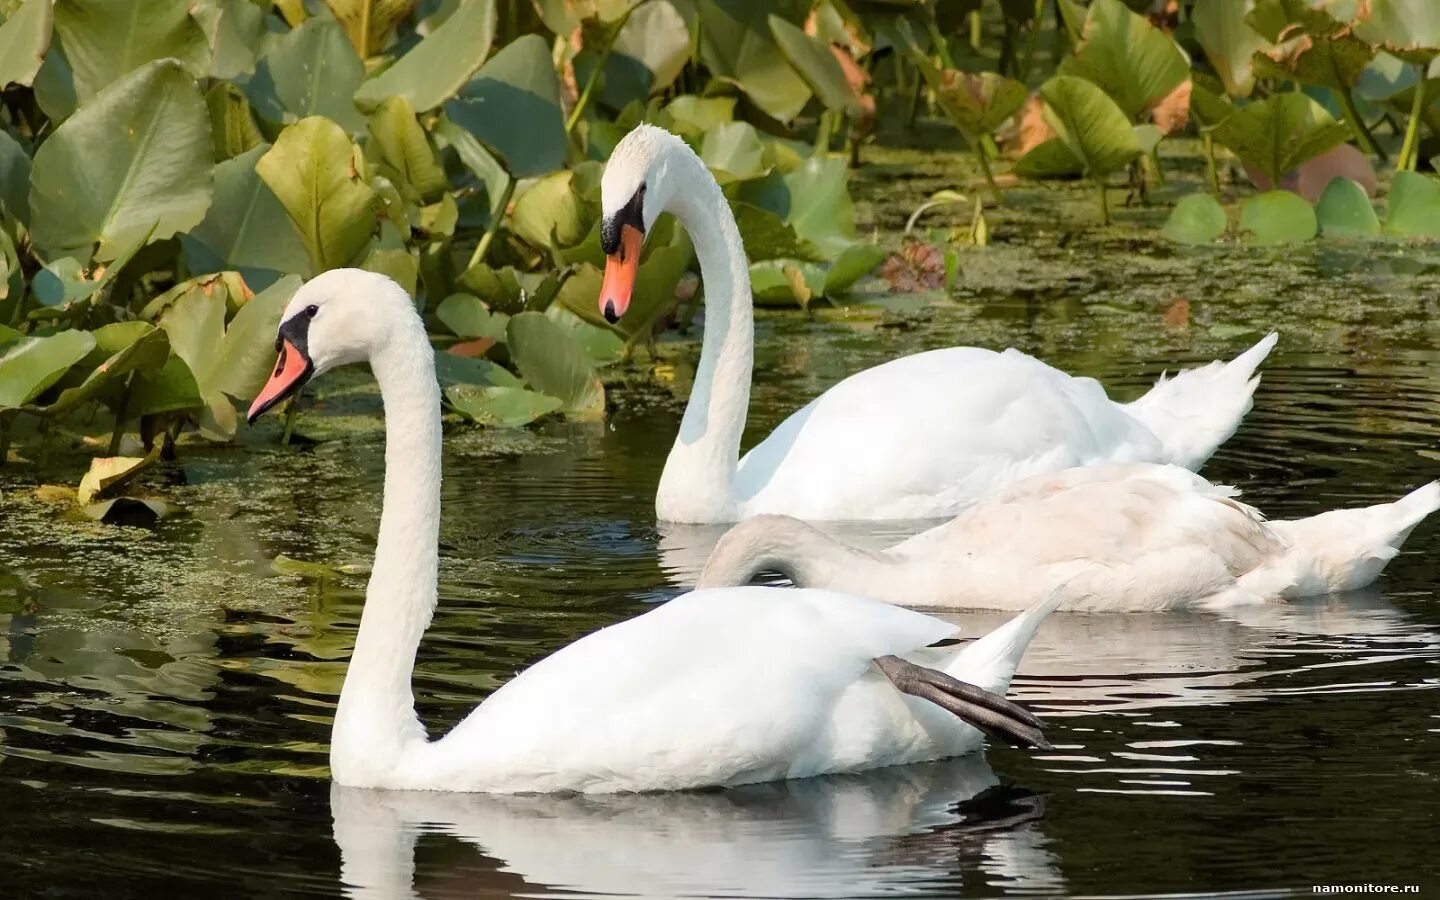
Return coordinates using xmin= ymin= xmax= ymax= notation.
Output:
xmin=248 ymin=16 xmax=365 ymax=131
xmin=1211 ymin=92 xmax=1349 ymax=188
xmin=1192 ymin=0 xmax=1267 ymax=97
xmin=665 ymin=95 xmax=736 ymax=140
xmin=29 ymin=59 xmax=214 ymax=261
xmin=184 ymin=145 xmax=312 ymax=288
xmin=0 ymin=0 xmax=52 ymax=88
xmin=769 ymin=14 xmax=864 ymax=117
xmin=1315 ymin=177 xmax=1380 ymax=236
xmin=354 ymin=0 xmax=497 ymax=112
xmin=823 ymin=243 xmax=887 ymax=296
xmin=257 ymin=117 xmax=378 ymax=272
xmin=1059 ymin=0 xmax=1189 ymax=119
xmin=1038 ymin=75 xmax=1142 ymax=178
xmin=0 ymin=329 xmax=95 ymax=408
xmin=445 ymin=34 xmax=567 ymax=178
xmin=1385 ymin=170 xmax=1440 ymax=237
xmin=1162 ymin=193 xmax=1229 ymax=244
xmin=77 ymin=452 xmax=158 ymax=505
xmin=1239 ymin=190 xmax=1317 ymax=244
xmin=444 ymin=384 xmax=562 ymax=427
xmin=54 ymin=0 xmax=209 ymax=103
xmin=507 ymin=311 xmax=605 ymax=419
xmin=698 ymin=0 xmax=811 ymax=122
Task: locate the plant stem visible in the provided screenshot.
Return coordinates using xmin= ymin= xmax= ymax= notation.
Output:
xmin=108 ymin=374 xmax=134 ymax=456
xmin=924 ymin=21 xmax=955 ymax=69
xmin=358 ymin=0 xmax=372 ymax=57
xmin=467 ymin=175 xmax=516 ymax=270
xmin=565 ymin=9 xmax=634 ymax=135
xmin=906 ymin=63 xmax=923 ymax=128
xmin=280 ymin=399 xmax=298 ymax=447
xmin=815 ymin=109 xmax=836 ymax=154
xmin=969 ymin=10 xmax=981 ymax=50
xmin=1338 ymin=87 xmax=1385 ymax=161
xmin=1203 ymin=132 xmax=1219 ymax=195
xmin=1096 ymin=179 xmax=1110 ymax=225
xmin=1398 ymin=65 xmax=1427 ymax=172
xmin=1018 ymin=0 xmax=1046 ymax=81
xmin=0 ymin=415 xmax=10 ymax=467
xmin=973 ymin=140 xmax=1004 ymax=205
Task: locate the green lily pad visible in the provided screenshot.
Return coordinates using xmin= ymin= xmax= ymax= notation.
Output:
xmin=701 ymin=121 xmax=769 ymax=184
xmin=29 ymin=59 xmax=213 ymax=261
xmin=511 ymin=170 xmax=590 ymax=251
xmin=1315 ymin=177 xmax=1381 ymax=237
xmin=247 ymin=16 xmax=365 ymax=131
xmin=446 ymin=34 xmax=567 ymax=178
xmin=1059 ymin=0 xmax=1189 ymax=119
xmin=665 ymin=95 xmax=736 ymax=140
xmin=1038 ymin=75 xmax=1142 ymax=178
xmin=444 ymin=384 xmax=562 ymax=427
xmin=602 ymin=0 xmax=692 ymax=104
xmin=53 ymin=0 xmax=208 ymax=103
xmin=257 ymin=117 xmax=378 ymax=273
xmin=354 ymin=0 xmax=497 ymax=112
xmin=506 ymin=311 xmax=605 ymax=420
xmin=1239 ymin=190 xmax=1318 ymax=245
xmin=1385 ymin=170 xmax=1440 ymax=237
xmin=0 ymin=329 xmax=95 ymax=408
xmin=0 ymin=0 xmax=52 ymax=89
xmin=1015 ymin=137 xmax=1085 ymax=178
xmin=77 ymin=451 xmax=159 ymax=505
xmin=1162 ymin=193 xmax=1229 ymax=244
xmin=27 ymin=323 xmax=169 ymax=418
xmin=1210 ymin=92 xmax=1350 ymax=188
xmin=183 ymin=144 xmax=312 ymax=288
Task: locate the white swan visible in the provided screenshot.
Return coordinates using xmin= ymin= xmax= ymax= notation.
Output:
xmin=697 ymin=463 xmax=1440 ymax=612
xmin=596 ymin=124 xmax=1278 ymax=524
xmin=245 ymin=268 xmax=1058 ymax=794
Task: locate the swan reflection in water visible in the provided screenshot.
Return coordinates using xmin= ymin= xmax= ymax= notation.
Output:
xmin=331 ymin=753 xmax=1060 ymax=900
xmin=659 ymin=523 xmax=1440 ymax=714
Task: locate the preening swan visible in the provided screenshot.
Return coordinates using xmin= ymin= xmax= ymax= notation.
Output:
xmin=246 ymin=269 xmax=1057 ymax=793
xmin=698 ymin=463 xmax=1440 ymax=612
xmin=597 ymin=124 xmax=1278 ymax=524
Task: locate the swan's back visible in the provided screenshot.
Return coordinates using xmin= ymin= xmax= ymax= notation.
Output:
xmin=732 ymin=348 xmax=1163 ymax=520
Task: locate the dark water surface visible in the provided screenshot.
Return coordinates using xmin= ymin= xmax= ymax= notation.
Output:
xmin=4 ymin=158 xmax=1440 ymax=897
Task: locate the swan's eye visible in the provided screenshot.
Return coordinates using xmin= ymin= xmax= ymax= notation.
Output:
xmin=304 ymin=304 xmax=319 ymax=318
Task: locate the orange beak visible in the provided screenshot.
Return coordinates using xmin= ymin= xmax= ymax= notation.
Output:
xmin=599 ymin=224 xmax=643 ymax=324
xmin=247 ymin=338 xmax=313 ymax=424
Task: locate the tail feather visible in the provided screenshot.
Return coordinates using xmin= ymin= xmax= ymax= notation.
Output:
xmin=1125 ymin=332 xmax=1279 ymax=470
xmin=942 ymin=588 xmax=1062 ymax=694
xmin=1264 ymin=481 xmax=1440 ymax=597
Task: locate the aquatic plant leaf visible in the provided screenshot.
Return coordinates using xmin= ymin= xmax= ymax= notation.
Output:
xmin=1189 ymin=79 xmax=1235 ymax=129
xmin=1192 ymin=0 xmax=1268 ymax=97
xmin=1239 ymin=190 xmax=1317 ymax=244
xmin=0 ymin=329 xmax=94 ymax=408
xmin=54 ymin=0 xmax=209 ymax=102
xmin=698 ymin=0 xmax=812 ymax=122
xmin=1384 ymin=170 xmax=1440 ymax=237
xmin=769 ymin=14 xmax=865 ymax=118
xmin=733 ymin=203 xmax=822 ymax=262
xmin=366 ymin=96 xmax=449 ymax=200
xmin=823 ymin=243 xmax=887 ymax=296
xmin=32 ymin=257 xmax=99 ymax=307
xmin=131 ymin=353 xmax=203 ymax=415
xmin=701 ymin=121 xmax=769 ymax=184
xmin=205 ymin=82 xmax=265 ymax=161
xmin=1247 ymin=0 xmax=1374 ymax=92
xmin=607 ymin=0 xmax=690 ymax=99
xmin=545 ymin=304 xmax=625 ymax=365
xmin=29 ymin=59 xmax=214 ymax=261
xmin=0 ymin=128 xmax=29 ymax=232
xmin=1162 ymin=193 xmax=1228 ymax=244
xmin=1352 ymin=0 xmax=1440 ymax=64
xmin=212 ymin=275 xmax=303 ymax=400
xmin=257 ymin=117 xmax=379 ymax=272
xmin=324 ymin=0 xmax=417 ymax=56
xmin=83 ymin=496 xmax=171 ymax=525
xmin=533 ymin=0 xmax=638 ymax=33
xmin=783 ymin=155 xmax=856 ymax=257
xmin=193 ymin=0 xmax=269 ymax=80
xmin=506 ymin=311 xmax=605 ymax=420
xmin=445 ymin=384 xmax=563 ymax=427
xmin=1314 ymin=176 xmax=1380 ymax=236
xmin=445 ymin=35 xmax=567 ymax=178
xmin=28 ymin=323 xmax=169 ymax=417
xmin=0 ymin=0 xmax=51 ymax=88
xmin=247 ymin=17 xmax=365 ymax=131
xmin=1015 ymin=137 xmax=1085 ymax=178
xmin=1058 ymin=0 xmax=1189 ymax=120
xmin=511 ymin=170 xmax=589 ymax=251
xmin=665 ymin=95 xmax=736 ymax=140
xmin=361 ymin=246 xmax=419 ymax=296
xmin=924 ymin=68 xmax=1028 ymax=142
xmin=354 ymin=0 xmax=496 ymax=112
xmin=434 ymin=351 xmax=522 ymax=389
xmin=1211 ymin=93 xmax=1349 ymax=187
xmin=1038 ymin=76 xmax=1142 ymax=178
xmin=437 ymin=293 xmax=508 ymax=341
xmin=77 ymin=452 xmax=158 ymax=505
xmin=183 ymin=145 xmax=312 ymax=288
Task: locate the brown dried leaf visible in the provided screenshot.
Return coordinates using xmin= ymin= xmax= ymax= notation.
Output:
xmin=1149 ymin=78 xmax=1191 ymax=134
xmin=1001 ymin=93 xmax=1054 ymax=159
xmin=878 ymin=240 xmax=946 ymax=293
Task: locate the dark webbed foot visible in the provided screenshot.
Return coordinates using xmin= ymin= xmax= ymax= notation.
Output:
xmin=875 ymin=655 xmax=1052 ymax=751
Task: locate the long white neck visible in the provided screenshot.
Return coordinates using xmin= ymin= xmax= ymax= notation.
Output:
xmin=696 ymin=515 xmax=898 ymax=596
xmin=330 ymin=315 xmax=443 ymax=786
xmin=655 ymin=146 xmax=754 ymax=522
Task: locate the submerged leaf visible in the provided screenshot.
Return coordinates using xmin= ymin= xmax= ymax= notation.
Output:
xmin=1239 ymin=190 xmax=1317 ymax=244
xmin=1162 ymin=193 xmax=1229 ymax=244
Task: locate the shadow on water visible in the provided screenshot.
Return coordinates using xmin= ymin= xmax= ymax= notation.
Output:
xmin=3 ymin=142 xmax=1440 ymax=897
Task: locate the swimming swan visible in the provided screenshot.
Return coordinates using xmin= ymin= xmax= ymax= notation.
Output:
xmin=697 ymin=463 xmax=1440 ymax=612
xmin=246 ymin=269 xmax=1057 ymax=793
xmin=596 ymin=124 xmax=1278 ymax=524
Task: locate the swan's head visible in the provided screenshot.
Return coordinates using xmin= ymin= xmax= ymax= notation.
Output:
xmin=598 ymin=124 xmax=688 ymax=324
xmin=246 ymin=269 xmax=416 ymax=424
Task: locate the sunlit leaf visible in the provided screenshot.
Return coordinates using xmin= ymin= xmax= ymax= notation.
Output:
xmin=212 ymin=275 xmax=303 ymax=399
xmin=77 ymin=452 xmax=158 ymax=505
xmin=325 ymin=0 xmax=418 ymax=57
xmin=445 ymin=34 xmax=567 ymax=178
xmin=1211 ymin=92 xmax=1349 ymax=187
xmin=354 ymin=0 xmax=497 ymax=111
xmin=437 ymin=293 xmax=508 ymax=340
xmin=1192 ymin=0 xmax=1267 ymax=97
xmin=700 ymin=121 xmax=769 ymax=184
xmin=257 ymin=117 xmax=378 ymax=272
xmin=54 ymin=0 xmax=209 ymax=102
xmin=1038 ymin=75 xmax=1142 ymax=178
xmin=366 ymin=96 xmax=449 ymax=200
xmin=769 ymin=14 xmax=865 ymax=117
xmin=1314 ymin=176 xmax=1380 ymax=236
xmin=698 ymin=0 xmax=812 ymax=122
xmin=444 ymin=384 xmax=562 ymax=427
xmin=506 ymin=311 xmax=605 ymax=419
xmin=0 ymin=329 xmax=95 ymax=408
xmin=1353 ymin=0 xmax=1440 ymax=64
xmin=1239 ymin=190 xmax=1317 ymax=244
xmin=184 ymin=144 xmax=312 ymax=288
xmin=205 ymin=82 xmax=265 ymax=161
xmin=822 ymin=242 xmax=887 ymax=296
xmin=0 ymin=0 xmax=52 ymax=89
xmin=1162 ymin=193 xmax=1229 ymax=244
xmin=1384 ymin=170 xmax=1440 ymax=237
xmin=248 ymin=16 xmax=366 ymax=131
xmin=1059 ymin=0 xmax=1189 ymax=119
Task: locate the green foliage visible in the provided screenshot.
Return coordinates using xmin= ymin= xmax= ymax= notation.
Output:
xmin=1211 ymin=93 xmax=1350 ymax=187
xmin=1385 ymin=171 xmax=1440 ymax=236
xmin=1315 ymin=177 xmax=1381 ymax=236
xmin=1240 ymin=190 xmax=1318 ymax=244
xmin=1162 ymin=193 xmax=1229 ymax=244
xmin=1059 ymin=0 xmax=1189 ymax=120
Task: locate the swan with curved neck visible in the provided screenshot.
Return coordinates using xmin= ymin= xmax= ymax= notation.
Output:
xmin=697 ymin=464 xmax=1440 ymax=612
xmin=597 ymin=124 xmax=1279 ymax=524
xmin=246 ymin=269 xmax=1058 ymax=793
